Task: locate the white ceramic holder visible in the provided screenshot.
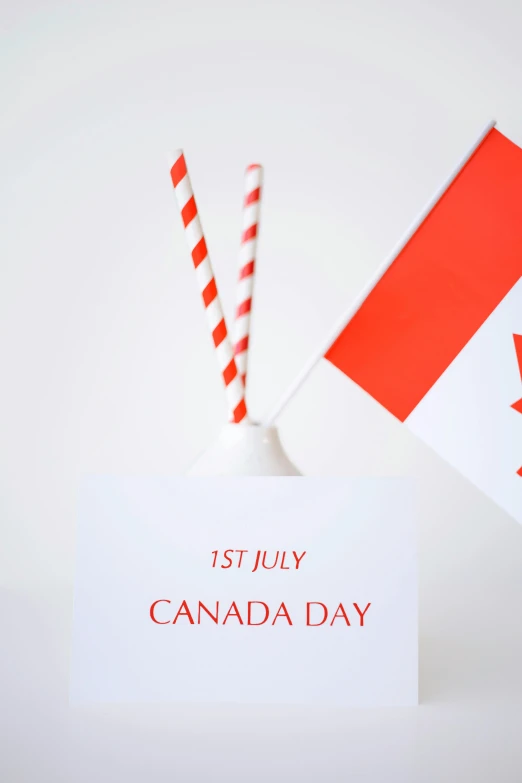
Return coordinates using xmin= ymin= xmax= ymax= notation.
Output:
xmin=187 ymin=423 xmax=302 ymax=476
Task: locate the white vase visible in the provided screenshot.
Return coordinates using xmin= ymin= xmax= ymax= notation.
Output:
xmin=187 ymin=423 xmax=302 ymax=476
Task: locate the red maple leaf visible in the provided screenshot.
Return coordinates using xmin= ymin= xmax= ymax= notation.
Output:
xmin=512 ymin=334 xmax=522 ymax=476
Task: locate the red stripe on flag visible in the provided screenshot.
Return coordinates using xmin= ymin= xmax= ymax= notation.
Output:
xmin=239 ymin=261 xmax=255 ymax=280
xmin=517 ymin=467 xmax=522 ymax=477
xmin=212 ymin=319 xmax=227 ymax=348
xmin=202 ymin=278 xmax=217 ymax=307
xmin=181 ymin=196 xmax=197 ymax=227
xmin=325 ymin=129 xmax=522 ymax=422
xmin=246 ymin=164 xmax=261 ymax=171
xmin=222 ymin=358 xmax=238 ymax=385
xmin=242 ymin=225 xmax=257 ymax=243
xmin=191 ymin=237 xmax=208 ymax=268
xmin=171 ymin=155 xmax=187 ymax=187
xmin=234 ymin=335 xmax=249 ymax=355
xmin=236 ymin=299 xmax=252 ymax=318
xmin=244 ymin=187 xmax=261 ymax=206
xmin=232 ymin=398 xmax=248 ymax=422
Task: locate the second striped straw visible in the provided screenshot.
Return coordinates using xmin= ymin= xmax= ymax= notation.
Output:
xmin=170 ymin=150 xmax=249 ymax=424
xmin=233 ymin=164 xmax=263 ymax=388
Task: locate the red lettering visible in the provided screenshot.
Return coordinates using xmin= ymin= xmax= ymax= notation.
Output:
xmin=223 ymin=601 xmax=244 ymax=625
xmin=150 ymin=599 xmax=171 ymax=624
xmin=354 ymin=602 xmax=371 ymax=626
xmin=261 ymin=551 xmax=280 ymax=569
xmin=330 ymin=603 xmax=350 ymax=626
xmin=306 ymin=602 xmax=328 ymax=626
xmin=198 ymin=601 xmax=219 ymax=624
xmin=172 ymin=600 xmax=194 ymax=624
xmin=235 ymin=550 xmax=248 ymax=567
xmin=272 ymin=602 xmax=293 ymax=625
xmin=247 ymin=601 xmax=270 ymax=625
xmin=280 ymin=552 xmax=290 ymax=570
xmin=221 ymin=549 xmax=234 ymax=569
xmin=211 ymin=550 xmax=218 ymax=567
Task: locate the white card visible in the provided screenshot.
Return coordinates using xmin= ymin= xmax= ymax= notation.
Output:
xmin=70 ymin=477 xmax=417 ymax=706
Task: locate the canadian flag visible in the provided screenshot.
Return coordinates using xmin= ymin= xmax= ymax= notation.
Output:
xmin=324 ymin=127 xmax=522 ymax=525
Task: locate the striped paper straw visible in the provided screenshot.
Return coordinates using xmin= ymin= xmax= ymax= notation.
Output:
xmin=233 ymin=163 xmax=263 ymax=387
xmin=170 ymin=150 xmax=248 ymax=424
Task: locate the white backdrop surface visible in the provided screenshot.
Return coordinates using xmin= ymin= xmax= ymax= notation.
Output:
xmin=1 ymin=0 xmax=522 ymax=780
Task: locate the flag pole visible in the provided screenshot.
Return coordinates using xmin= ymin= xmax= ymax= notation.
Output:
xmin=262 ymin=118 xmax=497 ymax=426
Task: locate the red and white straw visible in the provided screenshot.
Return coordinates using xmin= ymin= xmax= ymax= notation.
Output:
xmin=170 ymin=150 xmax=248 ymax=424
xmin=233 ymin=164 xmax=263 ymax=387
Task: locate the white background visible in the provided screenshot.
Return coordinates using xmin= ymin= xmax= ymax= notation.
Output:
xmin=1 ymin=0 xmax=522 ymax=780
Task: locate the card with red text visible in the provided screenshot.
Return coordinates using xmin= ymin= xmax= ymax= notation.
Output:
xmin=70 ymin=477 xmax=417 ymax=706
